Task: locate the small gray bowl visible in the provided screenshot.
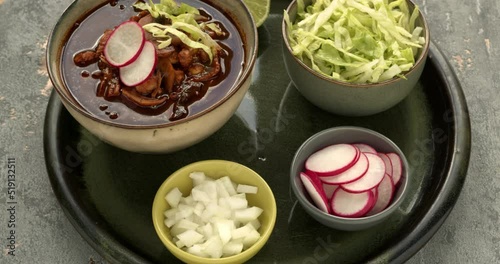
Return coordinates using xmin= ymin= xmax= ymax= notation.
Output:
xmin=290 ymin=126 xmax=409 ymax=231
xmin=282 ymin=0 xmax=430 ymax=117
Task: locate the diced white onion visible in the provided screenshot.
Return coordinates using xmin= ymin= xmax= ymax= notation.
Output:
xmin=163 ymin=172 xmax=262 ymax=258
xmin=237 ymin=184 xmax=258 ymax=194
xmin=165 ymin=187 xmax=183 ymax=208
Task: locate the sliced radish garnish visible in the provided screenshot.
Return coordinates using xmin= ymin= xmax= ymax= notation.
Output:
xmin=371 ymin=187 xmax=378 ymax=203
xmin=366 ymin=173 xmax=395 ymax=216
xmin=353 ymin=143 xmax=377 ymax=154
xmin=300 ymin=142 xmax=405 ymax=218
xmin=378 ymin=153 xmax=393 ymax=178
xmin=119 ymin=41 xmax=157 ymax=87
xmin=320 ymin=153 xmax=369 ymax=185
xmin=104 ymin=21 xmax=145 ymax=67
xmin=386 ymin=153 xmax=403 ymax=186
xmin=299 ymin=172 xmax=330 ymax=214
xmin=330 ymin=188 xmax=374 ymax=218
xmin=305 ymin=144 xmax=359 ymax=176
xmin=322 ymin=183 xmax=338 ymax=200
xmin=341 ymin=153 xmax=385 ymax=193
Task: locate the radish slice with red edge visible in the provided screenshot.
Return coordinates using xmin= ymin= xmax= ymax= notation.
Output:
xmin=104 ymin=21 xmax=145 ymax=67
xmin=341 ymin=153 xmax=385 ymax=193
xmin=353 ymin=143 xmax=377 ymax=154
xmin=371 ymin=187 xmax=378 ymax=203
xmin=378 ymin=153 xmax=393 ymax=178
xmin=119 ymin=41 xmax=157 ymax=87
xmin=386 ymin=153 xmax=403 ymax=186
xmin=299 ymin=172 xmax=330 ymax=214
xmin=319 ymin=153 xmax=369 ymax=185
xmin=366 ymin=173 xmax=395 ymax=216
xmin=305 ymin=144 xmax=359 ymax=176
xmin=330 ymin=188 xmax=375 ymax=218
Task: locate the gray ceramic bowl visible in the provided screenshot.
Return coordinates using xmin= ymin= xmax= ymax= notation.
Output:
xmin=46 ymin=0 xmax=257 ymax=153
xmin=290 ymin=126 xmax=409 ymax=231
xmin=282 ymin=0 xmax=430 ymax=117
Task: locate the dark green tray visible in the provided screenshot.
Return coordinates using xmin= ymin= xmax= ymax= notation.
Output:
xmin=44 ymin=1 xmax=471 ymax=263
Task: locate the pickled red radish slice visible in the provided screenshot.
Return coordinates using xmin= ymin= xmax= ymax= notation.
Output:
xmin=299 ymin=172 xmax=330 ymax=214
xmin=119 ymin=41 xmax=157 ymax=87
xmin=386 ymin=153 xmax=403 ymax=186
xmin=305 ymin=144 xmax=359 ymax=176
xmin=104 ymin=21 xmax=145 ymax=67
xmin=331 ymin=188 xmax=374 ymax=218
xmin=319 ymin=152 xmax=369 ymax=185
xmin=300 ymin=141 xmax=405 ymax=218
xmin=366 ymin=173 xmax=394 ymax=216
xmin=353 ymin=143 xmax=377 ymax=154
xmin=341 ymin=153 xmax=385 ymax=193
xmin=378 ymin=153 xmax=393 ymax=178
xmin=371 ymin=187 xmax=378 ymax=203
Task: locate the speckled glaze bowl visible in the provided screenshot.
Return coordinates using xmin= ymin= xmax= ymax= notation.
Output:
xmin=152 ymin=160 xmax=277 ymax=264
xmin=282 ymin=0 xmax=430 ymax=117
xmin=290 ymin=126 xmax=409 ymax=231
xmin=46 ymin=0 xmax=257 ymax=153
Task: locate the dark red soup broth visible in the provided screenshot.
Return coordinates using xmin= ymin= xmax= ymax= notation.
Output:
xmin=61 ymin=0 xmax=245 ymax=126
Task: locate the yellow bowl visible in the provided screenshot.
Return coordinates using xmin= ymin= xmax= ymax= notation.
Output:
xmin=152 ymin=160 xmax=277 ymax=264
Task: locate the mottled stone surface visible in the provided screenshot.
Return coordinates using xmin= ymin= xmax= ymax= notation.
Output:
xmin=407 ymin=0 xmax=500 ymax=263
xmin=0 ymin=0 xmax=106 ymax=263
xmin=0 ymin=0 xmax=499 ymax=263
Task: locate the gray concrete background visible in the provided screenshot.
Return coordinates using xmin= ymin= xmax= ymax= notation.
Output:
xmin=0 ymin=0 xmax=499 ymax=263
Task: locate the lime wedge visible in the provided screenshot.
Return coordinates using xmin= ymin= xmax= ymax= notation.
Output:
xmin=242 ymin=0 xmax=270 ymax=27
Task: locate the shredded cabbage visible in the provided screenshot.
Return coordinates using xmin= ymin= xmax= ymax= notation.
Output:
xmin=134 ymin=0 xmax=220 ymax=62
xmin=134 ymin=0 xmax=199 ymax=18
xmin=143 ymin=23 xmax=214 ymax=62
xmin=285 ymin=0 xmax=426 ymax=83
xmin=201 ymin=22 xmax=224 ymax=37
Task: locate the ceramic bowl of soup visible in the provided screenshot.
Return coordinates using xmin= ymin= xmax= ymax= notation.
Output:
xmin=47 ymin=0 xmax=257 ymax=153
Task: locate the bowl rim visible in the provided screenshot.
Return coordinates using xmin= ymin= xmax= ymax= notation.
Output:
xmin=46 ymin=0 xmax=258 ymax=129
xmin=151 ymin=159 xmax=277 ymax=263
xmin=281 ymin=0 xmax=430 ymax=88
xmin=290 ymin=126 xmax=409 ymax=223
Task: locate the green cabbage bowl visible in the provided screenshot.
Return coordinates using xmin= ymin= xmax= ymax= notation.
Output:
xmin=282 ymin=0 xmax=430 ymax=117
